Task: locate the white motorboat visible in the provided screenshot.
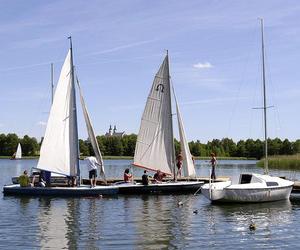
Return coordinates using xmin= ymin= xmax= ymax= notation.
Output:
xmin=201 ymin=19 xmax=294 ymax=203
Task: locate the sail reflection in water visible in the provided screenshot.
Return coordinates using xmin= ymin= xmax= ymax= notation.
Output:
xmin=1 ymin=161 xmax=300 ymax=249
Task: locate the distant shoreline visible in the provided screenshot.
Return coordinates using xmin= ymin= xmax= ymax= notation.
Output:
xmin=0 ymin=155 xmax=255 ymax=160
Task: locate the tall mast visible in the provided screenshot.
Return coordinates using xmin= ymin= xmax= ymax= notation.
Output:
xmin=259 ymin=18 xmax=268 ymax=175
xmin=51 ymin=63 xmax=54 ymax=104
xmin=68 ymin=36 xmax=80 ymax=184
xmin=166 ymin=50 xmax=177 ymax=180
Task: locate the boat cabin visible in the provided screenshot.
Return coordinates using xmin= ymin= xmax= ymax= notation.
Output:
xmin=239 ymin=174 xmax=279 ymax=186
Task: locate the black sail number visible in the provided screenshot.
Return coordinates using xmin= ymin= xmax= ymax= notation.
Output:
xmin=156 ymin=84 xmax=164 ymax=93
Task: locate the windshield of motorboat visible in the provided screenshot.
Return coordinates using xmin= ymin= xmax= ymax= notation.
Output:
xmin=239 ymin=174 xmax=263 ymax=184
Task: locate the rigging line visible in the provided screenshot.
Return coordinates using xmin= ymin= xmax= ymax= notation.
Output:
xmin=249 ymin=51 xmax=261 ymax=139
xmin=264 ymin=46 xmax=282 ymax=138
xmin=25 ymin=71 xmax=54 ymax=139
xmin=226 ymin=24 xmax=258 ymax=138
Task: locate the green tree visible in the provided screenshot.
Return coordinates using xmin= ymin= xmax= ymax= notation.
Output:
xmin=3 ymin=133 xmax=19 ymax=156
xmin=20 ymin=135 xmax=39 ymax=156
xmin=122 ymin=134 xmax=137 ymax=156
xmin=104 ymin=137 xmax=123 ymax=156
xmin=79 ymin=139 xmax=90 ymax=156
xmin=280 ymin=139 xmax=293 ymax=155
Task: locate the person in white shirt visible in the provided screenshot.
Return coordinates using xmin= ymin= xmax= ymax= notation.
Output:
xmin=85 ymin=156 xmax=100 ymax=187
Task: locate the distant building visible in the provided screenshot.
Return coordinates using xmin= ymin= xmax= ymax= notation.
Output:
xmin=105 ymin=125 xmax=125 ymax=138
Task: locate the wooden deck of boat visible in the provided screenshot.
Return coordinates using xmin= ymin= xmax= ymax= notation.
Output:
xmin=82 ymin=176 xmax=231 ymax=185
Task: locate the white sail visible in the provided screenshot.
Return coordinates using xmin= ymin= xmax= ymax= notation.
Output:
xmin=37 ymin=50 xmax=79 ymax=176
xmin=15 ymin=143 xmax=22 ymax=159
xmin=133 ymin=55 xmax=175 ymax=175
xmin=76 ymin=76 xmax=106 ymax=181
xmin=174 ymin=91 xmax=196 ymax=177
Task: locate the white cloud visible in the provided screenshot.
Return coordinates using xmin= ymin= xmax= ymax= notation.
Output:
xmin=37 ymin=121 xmax=47 ymax=126
xmin=193 ymin=62 xmax=213 ymax=69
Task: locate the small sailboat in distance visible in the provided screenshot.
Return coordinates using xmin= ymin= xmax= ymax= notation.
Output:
xmin=11 ymin=143 xmax=22 ymax=160
xmin=3 ymin=37 xmax=117 ymax=196
xmin=201 ymin=19 xmax=294 ymax=203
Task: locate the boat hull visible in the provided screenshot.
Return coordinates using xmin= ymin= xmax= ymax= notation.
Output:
xmin=117 ymin=181 xmax=204 ymax=195
xmin=3 ymin=184 xmax=118 ymax=197
xmin=202 ymin=184 xmax=293 ymax=203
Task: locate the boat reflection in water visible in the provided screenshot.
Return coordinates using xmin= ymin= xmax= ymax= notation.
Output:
xmin=202 ymin=199 xmax=293 ymax=248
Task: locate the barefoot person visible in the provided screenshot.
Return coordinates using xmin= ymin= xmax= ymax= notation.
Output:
xmin=85 ymin=156 xmax=100 ymax=187
xmin=176 ymin=152 xmax=183 ymax=178
xmin=210 ymin=153 xmax=217 ymax=180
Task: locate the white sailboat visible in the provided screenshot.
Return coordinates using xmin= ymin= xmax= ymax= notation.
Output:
xmin=3 ymin=38 xmax=117 ymax=196
xmin=10 ymin=142 xmax=22 ymax=160
xmin=15 ymin=143 xmax=22 ymax=159
xmin=133 ymin=52 xmax=196 ymax=178
xmin=201 ymin=19 xmax=294 ymax=203
xmin=118 ymin=52 xmax=202 ymax=194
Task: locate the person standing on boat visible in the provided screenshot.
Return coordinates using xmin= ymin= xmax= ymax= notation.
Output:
xmin=176 ymin=152 xmax=183 ymax=178
xmin=210 ymin=153 xmax=217 ymax=180
xmin=85 ymin=156 xmax=100 ymax=187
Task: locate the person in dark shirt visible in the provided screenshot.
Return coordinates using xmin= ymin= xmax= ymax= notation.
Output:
xmin=142 ymin=170 xmax=149 ymax=185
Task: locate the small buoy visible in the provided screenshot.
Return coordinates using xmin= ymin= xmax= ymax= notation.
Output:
xmin=178 ymin=201 xmax=183 ymax=206
xmin=193 ymin=209 xmax=198 ymax=214
xmin=249 ymin=223 xmax=256 ymax=231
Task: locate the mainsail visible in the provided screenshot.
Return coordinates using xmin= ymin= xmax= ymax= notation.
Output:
xmin=173 ymin=91 xmax=196 ymax=177
xmin=133 ymin=55 xmax=175 ymax=175
xmin=37 ymin=49 xmax=79 ymax=176
xmin=76 ymin=76 xmax=106 ymax=181
xmin=15 ymin=143 xmax=22 ymax=159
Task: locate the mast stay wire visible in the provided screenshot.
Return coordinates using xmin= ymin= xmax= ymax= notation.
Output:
xmin=226 ymin=24 xmax=259 ymax=140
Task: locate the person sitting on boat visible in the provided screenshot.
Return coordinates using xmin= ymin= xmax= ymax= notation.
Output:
xmin=67 ymin=176 xmax=76 ymax=187
xmin=153 ymin=170 xmax=166 ymax=183
xmin=176 ymin=152 xmax=183 ymax=178
xmin=210 ymin=153 xmax=217 ymax=181
xmin=85 ymin=156 xmax=100 ymax=188
xmin=124 ymin=168 xmax=133 ymax=183
xmin=19 ymin=170 xmax=33 ymax=187
xmin=32 ymin=171 xmax=46 ymax=187
xmin=142 ymin=170 xmax=149 ymax=185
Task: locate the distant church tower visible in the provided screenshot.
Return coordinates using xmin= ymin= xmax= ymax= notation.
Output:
xmin=105 ymin=125 xmax=125 ymax=138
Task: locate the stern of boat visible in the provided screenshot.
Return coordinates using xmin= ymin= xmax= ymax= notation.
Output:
xmin=201 ymin=181 xmax=231 ymax=201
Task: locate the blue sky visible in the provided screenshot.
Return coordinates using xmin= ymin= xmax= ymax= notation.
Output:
xmin=1 ymin=0 xmax=300 ymax=142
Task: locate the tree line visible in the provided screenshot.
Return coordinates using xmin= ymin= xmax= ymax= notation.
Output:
xmin=1 ymin=133 xmax=300 ymax=159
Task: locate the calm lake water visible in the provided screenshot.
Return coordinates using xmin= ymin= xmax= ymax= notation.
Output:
xmin=1 ymin=159 xmax=300 ymax=249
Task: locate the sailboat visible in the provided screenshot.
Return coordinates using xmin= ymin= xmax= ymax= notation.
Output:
xmin=3 ymin=37 xmax=117 ymax=196
xmin=118 ymin=52 xmax=203 ymax=194
xmin=201 ymin=19 xmax=294 ymax=203
xmin=11 ymin=143 xmax=22 ymax=160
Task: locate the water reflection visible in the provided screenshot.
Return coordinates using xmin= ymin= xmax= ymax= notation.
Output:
xmin=2 ymin=159 xmax=300 ymax=249
xmin=202 ymin=199 xmax=293 ymax=248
